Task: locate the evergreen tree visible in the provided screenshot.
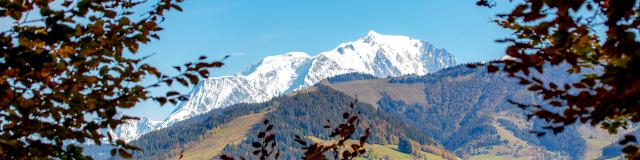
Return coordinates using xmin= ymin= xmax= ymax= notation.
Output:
xmin=398 ymin=137 xmax=415 ymax=154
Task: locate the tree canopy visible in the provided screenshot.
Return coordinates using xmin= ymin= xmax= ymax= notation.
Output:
xmin=475 ymin=0 xmax=640 ymax=157
xmin=0 ymin=0 xmax=224 ymax=159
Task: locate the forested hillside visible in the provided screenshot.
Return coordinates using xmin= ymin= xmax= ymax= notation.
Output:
xmin=104 ymin=64 xmax=626 ymax=160
xmin=130 ymin=101 xmax=271 ymax=159
xmin=327 ymin=64 xmax=618 ymax=159
xmin=127 ymin=84 xmax=450 ymax=159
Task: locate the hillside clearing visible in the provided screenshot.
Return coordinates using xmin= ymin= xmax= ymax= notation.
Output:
xmin=177 ymin=112 xmax=268 ymax=160
xmin=308 ymin=136 xmax=455 ymax=160
xmin=327 ymin=79 xmax=427 ymax=108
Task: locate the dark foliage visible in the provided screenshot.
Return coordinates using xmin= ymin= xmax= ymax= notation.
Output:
xmin=398 ymin=137 xmax=415 ymax=154
xmin=475 ymin=0 xmax=640 ymax=157
xmin=220 ymin=119 xmax=280 ymax=160
xmin=292 ymin=100 xmax=369 ymax=160
xmin=0 ymin=0 xmax=227 ymax=159
xmin=326 ymin=73 xmax=377 ymax=83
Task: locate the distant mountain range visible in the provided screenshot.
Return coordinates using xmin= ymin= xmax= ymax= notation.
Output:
xmin=99 ymin=31 xmax=636 ymax=160
xmin=114 ymin=64 xmax=635 ymax=160
xmin=112 ymin=31 xmax=457 ymax=141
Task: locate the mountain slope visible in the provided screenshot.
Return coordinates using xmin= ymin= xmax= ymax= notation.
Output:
xmin=115 ymin=31 xmax=457 ymax=141
xmin=179 ymin=112 xmax=268 ymax=160
xmin=128 ymin=85 xmax=444 ymax=159
xmin=102 ymin=63 xmax=628 ymax=160
xmin=110 ymin=117 xmax=161 ymax=142
xmin=325 ymin=65 xmax=624 ymax=159
xmin=166 ymin=31 xmax=456 ymax=127
xmin=326 ymin=67 xmax=566 ymax=158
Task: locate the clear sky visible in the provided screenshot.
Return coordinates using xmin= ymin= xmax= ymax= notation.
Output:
xmin=101 ymin=1 xmax=516 ymax=120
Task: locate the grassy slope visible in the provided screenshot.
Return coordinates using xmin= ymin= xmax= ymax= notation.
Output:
xmin=177 ymin=112 xmax=268 ymax=160
xmin=577 ymin=125 xmax=640 ymax=159
xmin=468 ymin=154 xmax=529 ymax=160
xmin=578 ymin=126 xmax=618 ymax=159
xmin=325 ymin=79 xmax=427 ymax=108
xmin=308 ymin=137 xmax=456 ymax=160
xmin=359 ymin=144 xmax=447 ymax=160
xmin=482 ymin=115 xmax=567 ymax=159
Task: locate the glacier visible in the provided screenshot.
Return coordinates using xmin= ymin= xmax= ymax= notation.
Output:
xmin=113 ymin=30 xmax=457 ymax=142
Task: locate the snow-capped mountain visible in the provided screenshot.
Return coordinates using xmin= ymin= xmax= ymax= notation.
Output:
xmin=115 ymin=31 xmax=457 ymax=141
xmin=162 ymin=52 xmax=312 ymax=126
xmin=111 ymin=117 xmax=161 ymax=142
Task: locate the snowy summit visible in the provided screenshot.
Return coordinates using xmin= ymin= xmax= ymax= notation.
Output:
xmin=113 ymin=31 xmax=457 ymax=141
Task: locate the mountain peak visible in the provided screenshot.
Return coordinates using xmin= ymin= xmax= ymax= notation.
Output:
xmin=115 ymin=31 xmax=457 ymax=142
xmin=366 ymin=30 xmax=380 ymax=37
xmin=282 ymin=52 xmax=311 ymax=58
xmin=362 ymin=30 xmax=381 ymax=43
xmin=359 ymin=30 xmax=419 ymax=46
xmin=240 ymin=52 xmax=310 ymax=76
xmin=261 ymin=52 xmax=310 ymax=62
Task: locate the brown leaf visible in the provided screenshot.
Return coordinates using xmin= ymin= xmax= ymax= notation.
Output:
xmin=487 ymin=65 xmax=499 ymax=72
xmin=177 ymin=78 xmax=189 ymax=86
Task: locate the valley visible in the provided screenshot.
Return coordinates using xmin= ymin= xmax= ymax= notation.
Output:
xmin=118 ymin=64 xmax=630 ymax=159
xmin=98 ymin=32 xmax=631 ymax=160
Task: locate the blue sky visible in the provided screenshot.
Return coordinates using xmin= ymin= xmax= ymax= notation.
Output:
xmin=117 ymin=1 xmax=515 ymax=120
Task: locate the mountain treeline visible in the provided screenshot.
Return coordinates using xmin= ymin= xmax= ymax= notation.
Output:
xmin=128 ymin=84 xmax=441 ymax=159
xmin=130 ymin=103 xmax=271 ymax=159
xmin=116 ymin=64 xmax=621 ymax=160
xmin=378 ymin=64 xmax=587 ymax=159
